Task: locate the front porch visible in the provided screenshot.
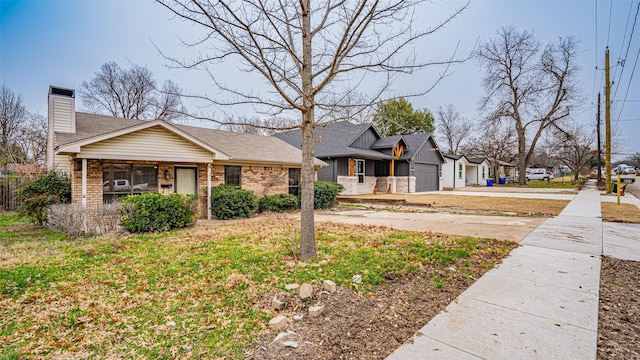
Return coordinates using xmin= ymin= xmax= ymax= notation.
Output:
xmin=337 ymin=175 xmax=417 ymax=195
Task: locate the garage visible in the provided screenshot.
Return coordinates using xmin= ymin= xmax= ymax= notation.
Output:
xmin=414 ymin=163 xmax=439 ymax=192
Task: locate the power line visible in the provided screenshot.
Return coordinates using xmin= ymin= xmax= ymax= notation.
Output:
xmin=607 ymin=0 xmax=614 ymax=46
xmin=612 ymin=1 xmax=640 ymax=102
xmin=615 ymin=46 xmax=640 ymax=127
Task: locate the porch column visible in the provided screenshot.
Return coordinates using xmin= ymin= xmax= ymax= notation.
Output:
xmin=207 ymin=164 xmax=212 ymax=220
xmin=81 ymin=158 xmax=87 ymax=232
xmin=389 ymin=160 xmax=395 ymax=176
xmin=349 ymin=157 xmax=355 ymax=176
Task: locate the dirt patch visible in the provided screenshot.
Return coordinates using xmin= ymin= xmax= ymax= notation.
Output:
xmin=340 ymin=194 xmax=568 ymax=217
xmin=601 ymin=202 xmax=640 ymax=224
xmin=597 ymin=257 xmax=640 ymax=359
xmin=246 ymin=239 xmax=516 ymax=359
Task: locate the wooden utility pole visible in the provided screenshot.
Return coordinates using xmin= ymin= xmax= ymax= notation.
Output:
xmin=605 ymin=48 xmax=612 ymax=194
xmin=597 ymin=93 xmax=602 ymax=186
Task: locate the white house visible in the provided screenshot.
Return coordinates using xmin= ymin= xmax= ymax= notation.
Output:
xmin=466 ymin=157 xmax=491 ymax=186
xmin=442 ymin=154 xmax=491 ymax=189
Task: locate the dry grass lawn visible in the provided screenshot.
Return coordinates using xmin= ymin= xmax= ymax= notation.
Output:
xmin=340 ymin=194 xmax=569 ymax=217
xmin=601 ymin=202 xmax=640 ymax=223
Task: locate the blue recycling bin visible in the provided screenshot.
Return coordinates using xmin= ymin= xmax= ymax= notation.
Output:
xmin=499 ymin=178 xmax=506 ymax=184
xmin=487 ymin=179 xmax=494 ymax=187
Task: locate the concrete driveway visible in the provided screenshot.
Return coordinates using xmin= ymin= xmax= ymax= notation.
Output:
xmin=295 ymin=210 xmax=545 ymax=243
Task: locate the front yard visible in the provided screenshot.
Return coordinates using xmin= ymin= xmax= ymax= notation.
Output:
xmin=0 ymin=213 xmax=516 ymax=359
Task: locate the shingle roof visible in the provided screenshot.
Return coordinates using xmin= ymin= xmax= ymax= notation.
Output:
xmin=443 ymin=153 xmax=464 ymax=160
xmin=371 ymin=135 xmax=403 ymax=149
xmin=467 ymin=157 xmax=488 ymax=164
xmin=56 ymin=112 xmax=326 ymax=166
xmin=274 ymin=121 xmax=394 ymax=160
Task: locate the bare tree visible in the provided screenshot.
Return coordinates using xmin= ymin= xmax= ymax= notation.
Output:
xmin=158 ymin=0 xmax=468 ymax=260
xmin=435 ymin=103 xmax=472 ymax=154
xmin=477 ymin=27 xmax=580 ymax=184
xmin=15 ymin=113 xmax=48 ymax=167
xmin=463 ymin=120 xmax=517 ymax=180
xmin=549 ymin=121 xmax=595 ymax=181
xmin=79 ymin=62 xmax=186 ymax=122
xmin=0 ymin=84 xmax=27 ymax=171
xmin=152 ymin=80 xmax=187 ymax=123
xmin=222 ymin=116 xmax=297 ymax=135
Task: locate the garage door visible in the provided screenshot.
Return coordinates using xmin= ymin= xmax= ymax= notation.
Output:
xmin=414 ymin=163 xmax=439 ymax=192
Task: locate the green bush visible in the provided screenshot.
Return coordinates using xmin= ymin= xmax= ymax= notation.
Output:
xmin=258 ymin=193 xmax=299 ymax=213
xmin=314 ymin=181 xmax=344 ymax=209
xmin=210 ymin=185 xmax=257 ymax=220
xmin=120 ymin=193 xmax=198 ymax=232
xmin=18 ymin=170 xmax=71 ymax=226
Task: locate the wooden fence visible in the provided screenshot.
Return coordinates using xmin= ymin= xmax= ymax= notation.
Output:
xmin=0 ymin=177 xmax=30 ymax=210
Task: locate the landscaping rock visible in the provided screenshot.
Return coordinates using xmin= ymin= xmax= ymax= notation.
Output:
xmin=268 ymin=315 xmax=288 ymax=331
xmin=293 ymin=314 xmax=304 ymax=321
xmin=352 ymin=274 xmax=362 ymax=284
xmin=283 ymin=341 xmax=298 ymax=348
xmin=309 ymin=304 xmax=325 ymax=318
xmin=323 ymin=280 xmax=337 ymax=293
xmin=285 ymin=284 xmax=300 ymax=291
xmin=272 ymin=297 xmax=285 ymax=310
xmin=299 ymin=283 xmax=313 ymax=300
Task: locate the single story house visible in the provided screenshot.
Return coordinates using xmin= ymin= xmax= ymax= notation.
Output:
xmin=441 ymin=154 xmax=490 ymax=189
xmin=274 ymin=121 xmax=444 ymax=195
xmin=490 ymin=158 xmax=517 ymax=182
xmin=46 ymin=86 xmax=325 ymax=221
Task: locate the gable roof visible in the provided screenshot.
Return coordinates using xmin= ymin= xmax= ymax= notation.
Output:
xmin=55 ymin=112 xmax=326 ymax=167
xmin=274 ymin=121 xmax=393 ymax=160
xmin=467 ymin=156 xmax=488 ymax=165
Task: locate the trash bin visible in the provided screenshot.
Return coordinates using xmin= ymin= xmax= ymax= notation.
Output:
xmin=612 ymin=181 xmax=617 ymax=194
xmin=499 ymin=178 xmax=506 ymax=184
xmin=487 ymin=179 xmax=493 ymax=187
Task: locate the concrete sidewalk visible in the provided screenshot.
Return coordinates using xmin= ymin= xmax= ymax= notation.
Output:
xmin=387 ymin=187 xmax=604 ymax=359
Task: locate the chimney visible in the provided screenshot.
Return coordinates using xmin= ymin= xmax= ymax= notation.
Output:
xmin=47 ymin=86 xmax=76 ymax=169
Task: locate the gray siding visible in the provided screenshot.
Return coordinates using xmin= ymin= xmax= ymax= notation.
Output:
xmin=336 ymin=157 xmax=350 ymax=176
xmin=413 ymin=138 xmax=442 ymax=164
xmin=395 ymin=161 xmax=410 ymax=176
xmin=365 ymin=159 xmax=376 ymax=176
xmin=317 ymin=159 xmax=335 ymax=181
xmin=350 ymin=128 xmax=378 ymax=149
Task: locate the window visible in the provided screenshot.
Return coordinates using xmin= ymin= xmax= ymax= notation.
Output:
xmin=482 ymin=166 xmax=486 ymax=179
xmin=103 ymin=163 xmax=158 ymax=202
xmin=458 ymin=163 xmax=463 ymax=179
xmin=225 ymin=165 xmax=241 ymax=188
xmin=289 ymin=168 xmax=300 ymax=196
xmin=355 ymin=159 xmax=365 ymax=184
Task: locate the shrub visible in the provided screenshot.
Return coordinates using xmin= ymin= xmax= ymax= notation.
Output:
xmin=258 ymin=193 xmax=299 ymax=213
xmin=18 ymin=170 xmax=71 ymax=226
xmin=48 ymin=203 xmax=122 ymax=237
xmin=210 ymin=185 xmax=257 ymax=220
xmin=314 ymin=181 xmax=344 ymax=209
xmin=120 ymin=193 xmax=198 ymax=232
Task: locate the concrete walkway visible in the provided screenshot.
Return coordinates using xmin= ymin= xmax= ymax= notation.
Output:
xmin=387 ymin=186 xmax=606 ymax=359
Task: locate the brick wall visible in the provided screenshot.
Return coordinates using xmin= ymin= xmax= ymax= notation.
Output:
xmin=71 ymin=159 xmax=293 ymax=219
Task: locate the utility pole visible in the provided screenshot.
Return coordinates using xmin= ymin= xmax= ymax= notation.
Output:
xmin=597 ymin=92 xmax=602 ymax=186
xmin=605 ymin=48 xmax=612 ymax=194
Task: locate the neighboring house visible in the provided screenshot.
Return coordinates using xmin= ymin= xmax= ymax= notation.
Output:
xmin=442 ymin=154 xmax=490 ymax=189
xmin=46 ymin=86 xmax=325 ymax=220
xmin=466 ymin=157 xmax=491 ymax=186
xmin=489 ymin=158 xmax=517 ymax=182
xmin=0 ymin=163 xmax=42 ymax=177
xmin=274 ymin=121 xmax=444 ymax=195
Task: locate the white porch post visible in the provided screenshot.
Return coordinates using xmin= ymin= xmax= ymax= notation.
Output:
xmin=207 ymin=164 xmax=212 ymax=220
xmin=81 ymin=158 xmax=87 ymax=233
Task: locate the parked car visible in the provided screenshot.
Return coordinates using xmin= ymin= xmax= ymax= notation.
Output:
xmin=103 ymin=179 xmax=149 ymax=192
xmin=526 ymin=169 xmax=551 ymax=181
xmin=547 ymin=171 xmax=554 ymax=180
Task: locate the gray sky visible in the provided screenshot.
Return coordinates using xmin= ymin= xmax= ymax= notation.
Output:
xmin=1 ymin=0 xmax=638 ymax=160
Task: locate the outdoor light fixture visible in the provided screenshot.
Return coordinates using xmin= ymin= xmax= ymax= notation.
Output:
xmin=164 ymin=169 xmax=171 ymax=180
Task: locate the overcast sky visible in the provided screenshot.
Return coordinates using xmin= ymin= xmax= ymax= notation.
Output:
xmin=1 ymin=0 xmax=638 ymax=160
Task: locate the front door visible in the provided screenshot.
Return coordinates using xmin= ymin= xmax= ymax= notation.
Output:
xmin=175 ymin=167 xmax=197 ymax=195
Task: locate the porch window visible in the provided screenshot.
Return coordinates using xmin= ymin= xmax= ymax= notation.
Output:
xmin=103 ymin=163 xmax=158 ymax=202
xmin=289 ymin=168 xmax=300 ymax=196
xmin=225 ymin=165 xmax=241 ymax=188
xmin=458 ymin=163 xmax=463 ymax=179
xmin=355 ymin=159 xmax=365 ymax=184
xmin=482 ymin=166 xmax=486 ymax=179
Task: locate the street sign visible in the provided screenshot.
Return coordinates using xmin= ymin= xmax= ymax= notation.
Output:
xmin=621 ymin=178 xmax=635 ymax=184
